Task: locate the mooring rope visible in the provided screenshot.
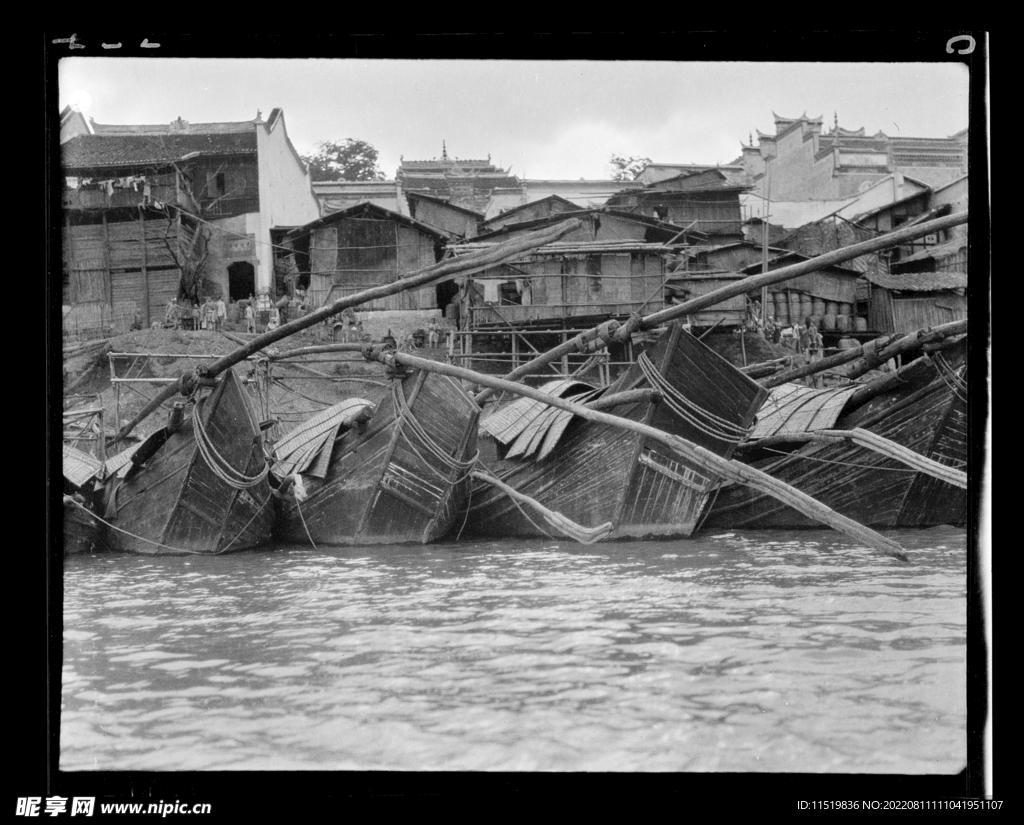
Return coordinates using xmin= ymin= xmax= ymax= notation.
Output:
xmin=293 ymin=495 xmax=320 ymax=553
xmin=192 ymin=397 xmax=270 ymax=489
xmin=636 ymin=352 xmax=750 ymax=443
xmin=64 ymin=493 xmax=272 ymax=556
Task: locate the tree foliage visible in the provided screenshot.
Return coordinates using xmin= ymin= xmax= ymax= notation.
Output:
xmin=302 ymin=139 xmax=386 ymax=182
xmin=609 ymin=153 xmax=652 ymax=182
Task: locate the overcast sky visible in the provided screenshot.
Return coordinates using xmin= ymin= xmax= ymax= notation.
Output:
xmin=57 ymin=57 xmax=971 ymax=181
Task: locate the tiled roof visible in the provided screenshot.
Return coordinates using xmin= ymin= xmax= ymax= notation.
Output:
xmin=61 ymin=130 xmax=257 ymax=171
xmin=288 ymin=201 xmax=449 ymax=241
xmin=865 ymin=270 xmax=968 ymax=291
xmin=90 ymin=120 xmax=255 ymax=135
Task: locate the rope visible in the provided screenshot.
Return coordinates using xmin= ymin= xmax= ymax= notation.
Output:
xmin=761 ymin=445 xmax=924 ymax=472
xmin=293 ymin=496 xmax=320 ymax=552
xmin=636 ymin=352 xmax=750 ymax=443
xmin=931 ymin=352 xmax=968 ymax=404
xmin=391 ymin=383 xmax=480 ymax=486
xmin=65 ymin=493 xmax=271 ymax=556
xmin=192 ymin=397 xmax=270 ymax=489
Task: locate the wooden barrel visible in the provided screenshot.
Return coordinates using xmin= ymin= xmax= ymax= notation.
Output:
xmin=835 ymin=314 xmax=850 ymax=332
xmin=775 ymin=301 xmax=789 ymax=323
xmin=822 ymin=313 xmax=837 ymax=330
xmin=788 ymin=295 xmax=801 ymax=322
xmin=812 ymin=298 xmax=827 ymax=316
xmin=826 ymin=301 xmax=839 ymax=316
xmin=840 ymin=302 xmax=853 ymax=316
xmin=808 ymin=315 xmax=822 ymax=330
xmin=854 ymin=316 xmax=868 ymax=332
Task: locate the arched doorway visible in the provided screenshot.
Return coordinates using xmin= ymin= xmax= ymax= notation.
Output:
xmin=228 ymin=261 xmax=255 ymax=301
xmin=436 ymin=279 xmax=459 ymax=311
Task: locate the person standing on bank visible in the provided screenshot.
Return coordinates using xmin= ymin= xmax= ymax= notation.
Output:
xmin=214 ymin=295 xmax=227 ymax=332
xmin=428 ymin=318 xmax=440 ymax=348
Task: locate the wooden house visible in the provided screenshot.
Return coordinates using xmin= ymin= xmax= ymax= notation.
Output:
xmin=605 ymin=169 xmax=750 ymax=243
xmin=680 ymin=241 xmax=790 ymax=273
xmin=451 ymin=240 xmax=669 ymax=329
xmin=479 ymin=195 xmax=580 ymax=232
xmin=405 ymin=191 xmax=482 ymax=239
xmin=443 ymin=239 xmax=670 ymax=381
xmin=287 ymin=201 xmax=450 ymax=317
xmin=664 ymin=271 xmax=749 ymax=329
xmin=864 ymin=270 xmax=968 ymax=334
xmin=890 ymin=238 xmax=967 ymax=276
xmin=61 ymin=110 xmax=318 ymax=334
xmin=472 ymin=209 xmax=693 ymax=246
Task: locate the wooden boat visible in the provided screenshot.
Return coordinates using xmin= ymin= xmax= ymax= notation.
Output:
xmin=62 ymin=444 xmax=109 ymax=556
xmin=101 ymin=368 xmax=275 ymax=555
xmin=462 ymin=322 xmax=769 ymax=540
xmin=271 ymin=368 xmax=480 ymax=545
xmin=702 ymin=348 xmax=967 ymax=530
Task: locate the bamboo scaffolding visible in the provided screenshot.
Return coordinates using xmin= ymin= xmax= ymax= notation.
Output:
xmin=108 ymin=218 xmax=582 ymax=445
xmin=474 ymin=211 xmax=969 ymax=404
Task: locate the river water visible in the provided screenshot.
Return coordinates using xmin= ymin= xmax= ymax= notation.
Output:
xmin=60 ymin=527 xmax=968 ymax=774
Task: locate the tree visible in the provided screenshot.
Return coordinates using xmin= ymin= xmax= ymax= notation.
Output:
xmin=609 ymin=154 xmax=652 ymax=182
xmin=302 ymin=139 xmax=387 ymax=182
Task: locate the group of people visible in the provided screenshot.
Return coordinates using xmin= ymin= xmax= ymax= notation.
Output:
xmin=164 ymin=296 xmax=226 ymax=332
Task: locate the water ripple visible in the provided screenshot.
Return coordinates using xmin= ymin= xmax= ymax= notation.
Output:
xmin=62 ymin=527 xmax=968 ymax=772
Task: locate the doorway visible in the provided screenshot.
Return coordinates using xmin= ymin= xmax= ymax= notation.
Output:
xmin=436 ymin=279 xmax=459 ymax=311
xmin=228 ymin=261 xmax=255 ymax=301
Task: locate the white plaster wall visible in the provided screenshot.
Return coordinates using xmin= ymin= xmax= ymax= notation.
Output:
xmin=256 ymin=114 xmax=320 ymax=291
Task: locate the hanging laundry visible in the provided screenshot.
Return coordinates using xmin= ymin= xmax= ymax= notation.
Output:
xmin=482 ymin=280 xmax=500 ymax=303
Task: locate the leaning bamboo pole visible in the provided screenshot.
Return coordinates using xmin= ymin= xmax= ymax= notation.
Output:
xmin=361 ymin=348 xmax=907 ymax=560
xmin=474 ymin=211 xmax=969 ymax=404
xmin=107 ymin=218 xmax=582 ymax=445
xmin=741 ymin=428 xmax=967 ymax=488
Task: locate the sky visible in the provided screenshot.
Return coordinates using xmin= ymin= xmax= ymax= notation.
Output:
xmin=56 ymin=56 xmax=972 ymax=181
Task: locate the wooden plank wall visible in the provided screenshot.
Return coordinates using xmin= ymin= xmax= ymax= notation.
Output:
xmin=892 ymin=295 xmax=968 ymax=333
xmin=63 ymin=213 xmax=186 ymax=333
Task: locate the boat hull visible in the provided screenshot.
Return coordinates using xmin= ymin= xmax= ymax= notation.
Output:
xmin=703 ymin=364 xmax=967 ymax=531
xmin=103 ymin=369 xmax=275 ymax=555
xmin=64 ymin=498 xmax=108 ymax=556
xmin=466 ymin=323 xmax=768 ymax=540
xmin=274 ymin=370 xmax=480 ymax=545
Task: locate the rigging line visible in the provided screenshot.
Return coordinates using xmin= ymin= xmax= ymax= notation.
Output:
xmin=759 ymin=445 xmax=935 ymax=472
xmin=212 ymin=492 xmax=275 ymax=554
xmin=270 ymin=378 xmax=342 ymax=408
xmin=293 ymin=496 xmax=320 ymax=553
xmin=636 ymin=354 xmax=748 ymax=442
xmin=66 ymin=495 xmax=266 ymax=556
xmin=193 ymin=398 xmax=269 ymax=488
